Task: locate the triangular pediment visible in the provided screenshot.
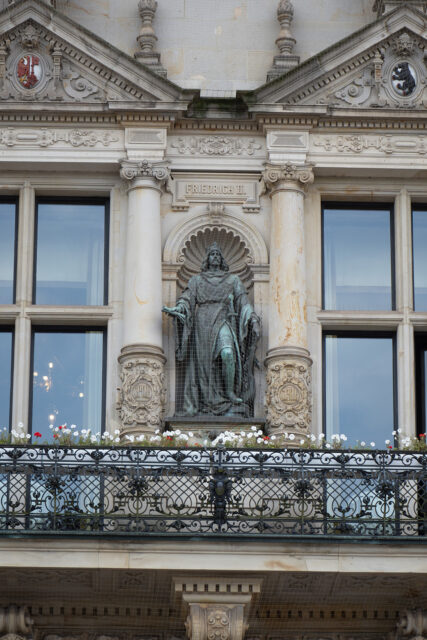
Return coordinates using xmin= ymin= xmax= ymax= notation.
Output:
xmin=250 ymin=5 xmax=427 ymax=112
xmin=0 ymin=0 xmax=191 ymax=111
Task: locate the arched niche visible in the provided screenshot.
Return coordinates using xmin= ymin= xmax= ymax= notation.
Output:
xmin=163 ymin=211 xmax=269 ymax=291
xmin=162 ymin=209 xmax=269 ymax=418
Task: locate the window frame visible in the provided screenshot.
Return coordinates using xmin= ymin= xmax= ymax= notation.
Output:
xmin=410 ymin=204 xmax=427 ymax=312
xmin=33 ymin=196 xmax=110 ymax=306
xmin=28 ymin=325 xmax=107 ymax=438
xmin=322 ymin=330 xmax=398 ymax=445
xmin=321 ymin=201 xmax=396 ymax=312
xmin=0 ymin=196 xmax=19 ymax=305
xmin=0 ymin=326 xmax=14 ymax=433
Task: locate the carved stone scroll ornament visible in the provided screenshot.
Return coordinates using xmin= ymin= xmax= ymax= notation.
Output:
xmin=120 ymin=159 xmax=170 ymax=187
xmin=0 ymin=605 xmax=33 ymax=640
xmin=117 ymin=349 xmax=166 ymax=433
xmin=265 ymin=357 xmax=312 ymax=434
xmin=396 ymin=610 xmax=427 ymax=640
xmin=171 ymin=136 xmax=262 ymax=156
xmin=262 ymin=162 xmax=314 ymax=194
xmin=185 ymin=605 xmax=247 ymax=640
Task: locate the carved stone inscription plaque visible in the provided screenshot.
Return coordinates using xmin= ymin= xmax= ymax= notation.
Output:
xmin=171 ymin=173 xmax=261 ymax=212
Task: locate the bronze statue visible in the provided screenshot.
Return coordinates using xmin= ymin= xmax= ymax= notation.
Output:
xmin=163 ymin=242 xmax=260 ymax=417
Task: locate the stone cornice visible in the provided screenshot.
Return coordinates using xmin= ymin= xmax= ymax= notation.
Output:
xmin=119 ymin=158 xmax=169 ymax=187
xmin=262 ymin=162 xmax=314 ymax=193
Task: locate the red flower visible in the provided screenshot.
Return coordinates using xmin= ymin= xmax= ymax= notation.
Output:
xmin=34 ymin=432 xmax=42 ymax=438
xmin=420 ymin=433 xmax=426 ymax=438
xmin=388 ymin=445 xmax=393 ymax=449
xmin=53 ymin=434 xmax=58 ymax=439
xmin=166 ymin=436 xmax=173 ymax=441
xmin=58 ymin=425 xmax=63 ymax=430
xmin=263 ymin=436 xmax=270 ymax=441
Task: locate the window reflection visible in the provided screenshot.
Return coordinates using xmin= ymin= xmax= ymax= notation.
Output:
xmin=35 ymin=201 xmax=107 ymax=306
xmin=0 ymin=201 xmax=16 ymax=304
xmin=412 ymin=209 xmax=427 ymax=310
xmin=0 ymin=330 xmax=12 ymax=430
xmin=324 ymin=334 xmax=395 ymax=446
xmin=323 ymin=206 xmax=393 ymax=310
xmin=31 ymin=330 xmax=104 ymax=441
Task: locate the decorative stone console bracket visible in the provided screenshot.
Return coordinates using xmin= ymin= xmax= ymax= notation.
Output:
xmin=117 ymin=344 xmax=166 ymax=436
xmin=174 ymin=577 xmax=262 ymax=640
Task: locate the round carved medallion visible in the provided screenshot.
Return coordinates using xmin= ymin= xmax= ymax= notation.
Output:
xmin=17 ymin=54 xmax=42 ymax=89
xmin=129 ymin=380 xmax=153 ymax=404
xmin=278 ymin=382 xmax=302 ymax=407
xmin=391 ymin=61 xmax=417 ymax=97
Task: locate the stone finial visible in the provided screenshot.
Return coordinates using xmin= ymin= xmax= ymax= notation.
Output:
xmin=135 ymin=0 xmax=167 ymax=78
xmin=267 ymin=0 xmax=300 ymax=82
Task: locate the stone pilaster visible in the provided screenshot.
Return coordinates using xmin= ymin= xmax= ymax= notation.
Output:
xmin=0 ymin=605 xmax=33 ymax=640
xmin=262 ymin=163 xmax=314 ymax=437
xmin=174 ymin=577 xmax=261 ymax=640
xmin=117 ymin=159 xmax=169 ymax=437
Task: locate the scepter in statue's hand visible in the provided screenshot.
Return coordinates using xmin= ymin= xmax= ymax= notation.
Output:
xmin=162 ymin=305 xmax=186 ymax=323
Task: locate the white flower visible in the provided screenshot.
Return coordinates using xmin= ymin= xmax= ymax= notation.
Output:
xmin=70 ymin=424 xmax=76 ymax=430
xmin=392 ymin=430 xmax=397 ymax=436
xmin=325 ymin=443 xmax=331 ymax=449
xmin=397 ymin=428 xmax=402 ymax=434
xmin=385 ymin=439 xmax=391 ymax=445
xmin=340 ymin=434 xmax=347 ymax=441
xmin=257 ymin=437 xmax=263 ymax=443
xmin=300 ymin=439 xmax=305 ymax=445
xmin=81 ymin=429 xmax=87 ymax=435
xmin=318 ymin=433 xmax=325 ymax=440
xmin=175 ymin=429 xmax=181 ymax=435
xmin=310 ymin=434 xmax=316 ymax=442
xmin=240 ymin=431 xmax=246 ymax=437
xmin=360 ymin=441 xmax=366 ymax=447
xmin=26 ymin=434 xmax=31 ymax=439
xmin=271 ymin=435 xmax=276 ymax=441
xmin=188 ymin=432 xmax=194 ymax=438
xmin=137 ymin=435 xmax=144 ymax=442
xmin=370 ymin=442 xmax=376 ymax=447
xmin=90 ymin=435 xmax=97 ymax=443
xmin=18 ymin=422 xmax=24 ymax=429
xmin=289 ymin=433 xmax=295 ymax=441
xmin=115 ymin=429 xmax=121 ymax=435
xmin=114 ymin=437 xmax=120 ymax=443
xmin=49 ymin=424 xmax=54 ymax=430
xmin=251 ymin=425 xmax=257 ymax=431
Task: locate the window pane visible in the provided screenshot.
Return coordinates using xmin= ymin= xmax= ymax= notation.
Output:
xmin=35 ymin=202 xmax=106 ymax=305
xmin=0 ymin=331 xmax=12 ymax=430
xmin=0 ymin=202 xmax=16 ymax=304
xmin=31 ymin=330 xmax=104 ymax=441
xmin=324 ymin=335 xmax=395 ymax=446
xmin=413 ymin=209 xmax=427 ymax=310
xmin=323 ymin=207 xmax=392 ymax=310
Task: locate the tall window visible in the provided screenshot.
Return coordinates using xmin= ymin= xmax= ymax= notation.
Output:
xmin=412 ymin=207 xmax=427 ymax=311
xmin=0 ymin=199 xmax=17 ymax=304
xmin=324 ymin=333 xmax=396 ymax=446
xmin=322 ymin=204 xmax=394 ymax=311
xmin=0 ymin=329 xmax=13 ymax=431
xmin=31 ymin=328 xmax=106 ymax=440
xmin=34 ymin=199 xmax=108 ymax=306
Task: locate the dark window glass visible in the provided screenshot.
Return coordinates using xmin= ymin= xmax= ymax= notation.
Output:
xmin=415 ymin=336 xmax=427 ymax=435
xmin=324 ymin=334 xmax=395 ymax=446
xmin=323 ymin=205 xmax=393 ymax=310
xmin=0 ymin=201 xmax=16 ymax=304
xmin=35 ymin=200 xmax=107 ymax=305
xmin=413 ymin=209 xmax=427 ymax=310
xmin=0 ymin=330 xmax=12 ymax=431
xmin=31 ymin=329 xmax=105 ymax=441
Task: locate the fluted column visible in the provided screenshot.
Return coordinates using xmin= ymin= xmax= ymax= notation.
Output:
xmin=263 ymin=162 xmax=314 ymax=437
xmin=117 ymin=159 xmax=169 ymax=436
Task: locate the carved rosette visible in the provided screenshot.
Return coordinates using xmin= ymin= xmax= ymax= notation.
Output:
xmin=117 ymin=347 xmax=166 ymax=435
xmin=265 ymin=356 xmax=312 ymax=435
xmin=262 ymin=163 xmax=314 ymax=195
xmin=120 ymin=159 xmax=169 ymax=189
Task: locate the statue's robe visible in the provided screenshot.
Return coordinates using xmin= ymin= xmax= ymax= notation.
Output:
xmin=174 ymin=269 xmax=259 ymax=417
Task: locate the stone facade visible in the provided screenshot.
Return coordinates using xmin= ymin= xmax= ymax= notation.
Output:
xmin=0 ymin=1 xmax=427 ymax=639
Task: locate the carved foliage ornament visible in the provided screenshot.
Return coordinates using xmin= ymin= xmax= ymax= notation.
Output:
xmin=117 ymin=358 xmax=165 ymax=427
xmin=171 ymin=136 xmax=262 ymax=157
xmin=185 ymin=605 xmax=247 ymax=640
xmin=266 ymin=359 xmax=312 ymax=431
xmin=120 ymin=159 xmax=170 ymax=185
xmin=263 ymin=163 xmax=314 ymax=192
xmin=0 ymin=606 xmax=33 ymax=639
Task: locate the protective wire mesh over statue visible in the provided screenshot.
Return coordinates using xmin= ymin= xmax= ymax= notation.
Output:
xmin=163 ymin=242 xmax=260 ymax=417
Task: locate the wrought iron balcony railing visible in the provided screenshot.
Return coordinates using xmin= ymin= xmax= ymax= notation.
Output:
xmin=1 ymin=445 xmax=427 ymax=540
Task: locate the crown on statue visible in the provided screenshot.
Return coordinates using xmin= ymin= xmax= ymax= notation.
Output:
xmin=206 ymin=241 xmax=222 ymax=254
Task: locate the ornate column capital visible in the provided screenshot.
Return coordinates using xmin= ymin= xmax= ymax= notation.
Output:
xmin=0 ymin=605 xmax=33 ymax=640
xmin=119 ymin=159 xmax=170 ymax=191
xmin=174 ymin=577 xmax=261 ymax=640
xmin=262 ymin=162 xmax=314 ymax=195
